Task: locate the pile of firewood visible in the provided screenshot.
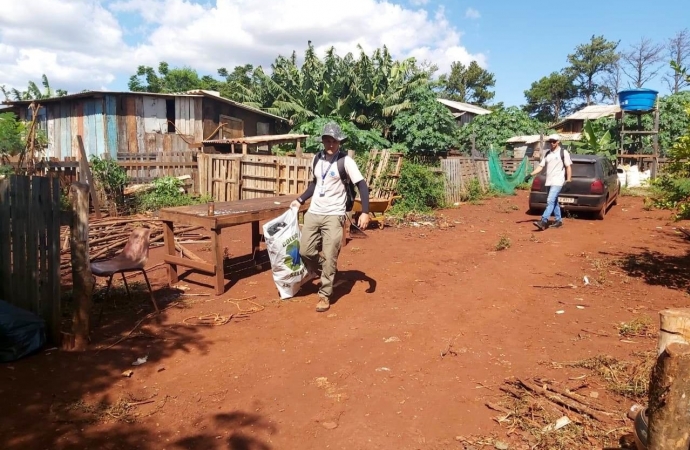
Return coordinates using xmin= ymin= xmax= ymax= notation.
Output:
xmin=59 ymin=215 xmax=209 ymax=273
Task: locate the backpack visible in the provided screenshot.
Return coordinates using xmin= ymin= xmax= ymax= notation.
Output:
xmin=312 ymin=151 xmax=357 ymax=212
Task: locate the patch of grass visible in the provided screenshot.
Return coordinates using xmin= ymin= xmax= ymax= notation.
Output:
xmin=495 ymin=234 xmax=511 ymax=251
xmin=497 ymin=200 xmax=519 ymax=213
xmin=461 ymin=178 xmax=501 ymax=204
xmin=621 ymin=186 xmax=651 ymax=197
xmin=515 ymin=182 xmax=531 ymax=190
xmin=572 ymin=352 xmax=654 ymax=400
xmin=618 ymin=316 xmax=655 ymax=338
xmin=490 ymin=380 xmax=617 ymax=449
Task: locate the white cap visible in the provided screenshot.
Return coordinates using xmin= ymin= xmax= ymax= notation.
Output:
xmin=546 ymin=133 xmax=561 ymax=142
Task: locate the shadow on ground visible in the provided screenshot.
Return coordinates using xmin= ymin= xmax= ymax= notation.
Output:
xmin=0 ymin=281 xmax=278 ymax=450
xmin=612 ymin=234 xmax=690 ymax=294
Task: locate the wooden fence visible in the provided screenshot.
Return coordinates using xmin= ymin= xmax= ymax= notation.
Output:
xmin=198 ymin=153 xmax=313 ymax=201
xmin=441 ymin=157 xmax=540 ymax=204
xmin=0 ymin=175 xmax=61 ymax=343
xmin=117 ymin=151 xmax=199 ymax=192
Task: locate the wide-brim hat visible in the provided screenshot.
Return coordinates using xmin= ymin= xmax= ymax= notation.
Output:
xmin=321 ymin=122 xmax=347 ymax=142
xmin=546 ymin=133 xmax=561 ymax=142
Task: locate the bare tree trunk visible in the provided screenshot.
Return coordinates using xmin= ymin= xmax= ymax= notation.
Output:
xmin=68 ymin=182 xmax=94 ymax=351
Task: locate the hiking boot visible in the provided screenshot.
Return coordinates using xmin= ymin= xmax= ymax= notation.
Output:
xmin=551 ymin=220 xmax=563 ymax=229
xmin=533 ymin=219 xmax=548 ymax=231
xmin=316 ymin=297 xmax=330 ymax=312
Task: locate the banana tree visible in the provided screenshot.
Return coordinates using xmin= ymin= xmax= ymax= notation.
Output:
xmin=573 ymin=119 xmax=617 ymax=160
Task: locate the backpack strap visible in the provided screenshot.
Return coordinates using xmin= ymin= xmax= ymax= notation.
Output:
xmin=336 ymin=151 xmax=349 ymax=185
xmin=560 ymin=147 xmax=566 ymax=172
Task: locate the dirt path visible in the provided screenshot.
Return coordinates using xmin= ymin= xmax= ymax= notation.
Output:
xmin=2 ymin=191 xmax=688 ymax=449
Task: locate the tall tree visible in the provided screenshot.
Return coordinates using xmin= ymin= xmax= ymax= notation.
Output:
xmin=1 ymin=74 xmax=67 ymax=101
xmin=567 ymin=35 xmax=620 ymax=105
xmin=128 ymin=62 xmax=218 ymax=93
xmin=438 ymin=61 xmax=496 ymax=106
xmin=664 ymin=29 xmax=690 ymax=93
xmin=601 ymin=57 xmax=623 ymax=104
xmin=523 ymin=71 xmax=578 ymax=123
xmin=620 ymin=37 xmax=665 ymax=88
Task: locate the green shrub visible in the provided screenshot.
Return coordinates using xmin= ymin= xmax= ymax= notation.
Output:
xmin=134 ymin=176 xmax=211 ymax=212
xmin=388 ymin=162 xmax=445 ymax=214
xmin=89 ymin=155 xmax=128 ymax=212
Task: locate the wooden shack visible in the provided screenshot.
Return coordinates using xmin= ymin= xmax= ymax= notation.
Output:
xmin=2 ymin=90 xmax=287 ymax=160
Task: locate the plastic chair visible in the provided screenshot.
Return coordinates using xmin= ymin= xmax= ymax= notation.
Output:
xmin=91 ymin=227 xmax=159 ymax=313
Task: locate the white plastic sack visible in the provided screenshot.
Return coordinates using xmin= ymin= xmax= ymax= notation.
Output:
xmin=627 ymin=165 xmax=641 ymax=188
xmin=262 ymin=206 xmax=306 ymax=299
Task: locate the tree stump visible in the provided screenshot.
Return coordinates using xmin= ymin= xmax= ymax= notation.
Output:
xmin=657 ymin=308 xmax=690 ymax=355
xmin=647 ymin=308 xmax=690 ymax=450
xmin=67 ymin=182 xmax=94 ymax=351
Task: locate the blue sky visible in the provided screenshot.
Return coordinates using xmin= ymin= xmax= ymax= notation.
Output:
xmin=440 ymin=0 xmax=690 ymax=105
xmin=0 ymin=0 xmax=688 ymax=108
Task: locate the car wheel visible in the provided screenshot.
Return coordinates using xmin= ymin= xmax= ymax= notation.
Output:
xmin=595 ymin=198 xmax=608 ymax=220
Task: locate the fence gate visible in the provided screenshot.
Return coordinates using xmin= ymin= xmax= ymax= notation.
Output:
xmin=240 ymin=155 xmax=312 ymax=200
xmin=197 ymin=153 xmax=242 ymax=202
xmin=0 ymin=175 xmax=61 ymax=343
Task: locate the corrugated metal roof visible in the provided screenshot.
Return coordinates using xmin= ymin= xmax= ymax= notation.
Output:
xmin=506 ymin=135 xmax=543 ymax=144
xmin=507 ymin=132 xmax=582 ymax=144
xmin=203 ymin=133 xmax=309 ymax=145
xmin=1 ymin=89 xmax=287 ymax=122
xmin=551 ymin=104 xmax=620 ymax=128
xmin=437 ymin=98 xmax=492 ymax=116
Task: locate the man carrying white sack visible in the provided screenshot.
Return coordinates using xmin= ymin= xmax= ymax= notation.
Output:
xmin=290 ymin=122 xmax=371 ymax=312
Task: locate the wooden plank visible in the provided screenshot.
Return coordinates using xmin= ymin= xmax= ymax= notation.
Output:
xmin=77 ymin=135 xmax=102 ymax=219
xmin=72 ymin=102 xmax=82 ymax=158
xmin=12 ymin=176 xmax=28 ymax=311
xmin=105 ymin=95 xmax=118 ymax=158
xmin=117 ymin=101 xmax=128 ymax=155
xmin=143 ymin=96 xmax=157 ymax=133
xmin=134 ymin=96 xmax=145 ymax=155
xmin=211 ymin=229 xmax=225 ymax=295
xmin=145 ymin=133 xmax=156 ymax=153
xmin=47 ymin=105 xmax=57 ymax=159
xmin=83 ymin=100 xmax=96 ymax=156
xmin=60 ymin=102 xmax=70 ymax=159
xmin=125 ymin=96 xmax=137 ymax=153
xmin=175 ymin=98 xmax=182 ymax=135
xmin=187 ymin=97 xmax=195 ymax=137
xmin=163 ymin=221 xmax=179 ymax=285
xmin=94 ymin=98 xmax=106 ymax=157
xmin=163 ymin=254 xmax=215 ymax=275
xmin=193 ymin=98 xmax=203 ymax=142
xmin=28 ymin=178 xmax=40 ymax=314
xmin=48 ymin=177 xmax=61 ymax=343
xmin=0 ymin=178 xmax=11 ymax=301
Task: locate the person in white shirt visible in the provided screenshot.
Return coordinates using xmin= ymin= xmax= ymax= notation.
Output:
xmin=524 ymin=134 xmax=572 ymax=230
xmin=290 ymin=122 xmax=370 ymax=312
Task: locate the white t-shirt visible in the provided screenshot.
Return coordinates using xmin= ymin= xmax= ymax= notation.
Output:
xmin=539 ymin=146 xmax=572 ymax=187
xmin=308 ymin=152 xmax=364 ymax=216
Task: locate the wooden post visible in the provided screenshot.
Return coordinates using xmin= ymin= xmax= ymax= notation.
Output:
xmin=296 ymin=138 xmax=303 ymax=157
xmin=242 ymin=143 xmax=248 ymax=155
xmin=647 ymin=309 xmax=690 ymax=449
xmin=67 ymin=182 xmax=94 ymax=351
xmin=76 ymin=135 xmax=102 ymax=219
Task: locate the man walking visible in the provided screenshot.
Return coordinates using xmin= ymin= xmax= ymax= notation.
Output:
xmin=524 ymin=134 xmax=572 ymax=230
xmin=291 ymin=122 xmax=370 ymax=312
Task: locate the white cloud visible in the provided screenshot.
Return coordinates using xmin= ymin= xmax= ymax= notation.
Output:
xmin=410 ymin=0 xmax=430 ymax=5
xmin=0 ymin=0 xmax=487 ymax=95
xmin=465 ymin=7 xmax=481 ymax=19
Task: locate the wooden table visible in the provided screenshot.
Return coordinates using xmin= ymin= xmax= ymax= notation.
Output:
xmin=159 ymin=196 xmax=298 ymax=295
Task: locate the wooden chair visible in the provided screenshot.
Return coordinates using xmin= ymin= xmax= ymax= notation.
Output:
xmin=91 ymin=227 xmax=159 ymax=313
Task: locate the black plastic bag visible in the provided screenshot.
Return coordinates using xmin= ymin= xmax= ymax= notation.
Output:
xmin=0 ymin=300 xmax=46 ymax=363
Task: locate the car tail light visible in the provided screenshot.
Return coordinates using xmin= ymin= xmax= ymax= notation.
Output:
xmin=531 ymin=177 xmax=542 ymax=191
xmin=591 ymin=179 xmax=604 ymax=195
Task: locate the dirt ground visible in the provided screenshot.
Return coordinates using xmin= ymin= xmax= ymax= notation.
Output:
xmin=3 ymin=190 xmax=690 ymax=450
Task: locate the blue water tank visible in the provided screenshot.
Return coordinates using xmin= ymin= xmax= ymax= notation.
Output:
xmin=618 ymin=88 xmax=658 ymax=112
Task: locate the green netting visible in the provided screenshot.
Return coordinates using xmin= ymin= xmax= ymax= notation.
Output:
xmin=487 ymin=149 xmax=530 ymax=195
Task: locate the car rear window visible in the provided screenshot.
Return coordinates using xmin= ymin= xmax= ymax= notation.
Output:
xmin=571 ymin=162 xmax=596 ymax=178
